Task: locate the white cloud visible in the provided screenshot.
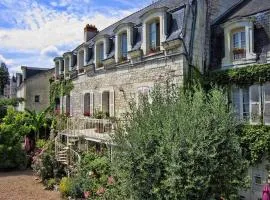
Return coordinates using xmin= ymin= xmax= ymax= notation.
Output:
xmin=40 ymin=45 xmax=61 ymax=58
xmin=0 ymin=54 xmax=13 ymax=65
xmin=0 ymin=6 xmax=132 ymax=51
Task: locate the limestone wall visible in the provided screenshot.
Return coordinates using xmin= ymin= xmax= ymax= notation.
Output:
xmin=68 ymin=53 xmax=185 ymax=118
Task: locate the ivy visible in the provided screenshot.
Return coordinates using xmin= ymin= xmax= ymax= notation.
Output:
xmin=0 ymin=98 xmax=24 ymax=107
xmin=49 ymin=80 xmax=74 ymax=104
xmin=207 ymin=63 xmax=270 ymax=86
xmin=238 ymin=125 xmax=270 ymax=165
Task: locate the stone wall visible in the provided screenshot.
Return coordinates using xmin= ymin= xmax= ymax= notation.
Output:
xmin=68 ymin=52 xmax=185 ymax=118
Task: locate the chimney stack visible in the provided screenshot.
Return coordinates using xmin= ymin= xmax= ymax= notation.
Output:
xmin=84 ymin=24 xmax=98 ymax=42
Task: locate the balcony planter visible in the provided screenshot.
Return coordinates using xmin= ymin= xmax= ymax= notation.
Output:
xmin=233 ymin=48 xmax=245 ymax=54
xmin=78 ymin=68 xmax=85 ymax=74
xmin=148 ymin=47 xmax=161 ymax=55
xmin=95 ymin=122 xmax=104 ymax=133
xmin=96 ymin=62 xmax=104 ymax=68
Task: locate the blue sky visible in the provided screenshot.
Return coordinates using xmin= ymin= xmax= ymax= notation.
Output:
xmin=0 ymin=0 xmax=152 ymax=74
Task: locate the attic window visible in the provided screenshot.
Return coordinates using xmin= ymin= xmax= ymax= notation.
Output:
xmin=34 ymin=95 xmax=40 ymax=103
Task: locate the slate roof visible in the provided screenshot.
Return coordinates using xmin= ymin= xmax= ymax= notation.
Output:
xmin=227 ymin=0 xmax=270 ymax=20
xmin=72 ymin=0 xmax=187 ymax=59
xmin=22 ymin=66 xmax=51 ymax=80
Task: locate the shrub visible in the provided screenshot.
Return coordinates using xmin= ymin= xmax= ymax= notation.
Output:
xmin=46 ymin=178 xmax=57 ymax=190
xmin=36 ymin=139 xmax=47 ymax=149
xmin=111 ymin=85 xmax=249 ymax=199
xmin=59 ymin=177 xmax=72 ymax=197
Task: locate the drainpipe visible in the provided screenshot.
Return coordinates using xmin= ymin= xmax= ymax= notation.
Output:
xmin=177 ymin=0 xmax=198 ymax=88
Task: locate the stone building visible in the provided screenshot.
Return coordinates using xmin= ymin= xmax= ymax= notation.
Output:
xmin=3 ymin=76 xmax=17 ymax=99
xmin=52 ymin=0 xmax=270 ymax=199
xmin=16 ymin=66 xmax=53 ymax=112
xmin=210 ymin=0 xmax=270 ymax=199
xmin=54 ymin=0 xmax=240 ymax=118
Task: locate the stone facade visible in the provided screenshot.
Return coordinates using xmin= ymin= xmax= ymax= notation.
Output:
xmin=67 ymin=52 xmax=184 ymax=118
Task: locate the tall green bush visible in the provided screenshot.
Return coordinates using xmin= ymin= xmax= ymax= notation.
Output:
xmin=111 ymin=85 xmax=249 ymax=200
xmin=0 ymin=108 xmax=31 ymax=169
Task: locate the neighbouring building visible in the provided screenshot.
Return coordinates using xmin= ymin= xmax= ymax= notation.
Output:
xmin=211 ymin=0 xmax=270 ymax=199
xmin=16 ymin=66 xmax=54 ymax=112
xmin=3 ymin=76 xmax=17 ymax=99
xmin=50 ymin=0 xmax=270 ymax=199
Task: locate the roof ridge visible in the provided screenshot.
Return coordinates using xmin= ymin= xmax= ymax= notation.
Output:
xmin=94 ymin=0 xmax=163 ymax=36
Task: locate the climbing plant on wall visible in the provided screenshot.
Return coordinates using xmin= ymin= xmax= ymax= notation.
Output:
xmin=49 ymin=80 xmax=74 ymax=104
xmin=207 ymin=63 xmax=270 ymax=86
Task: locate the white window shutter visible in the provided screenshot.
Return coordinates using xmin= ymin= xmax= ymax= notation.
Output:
xmin=81 ymin=94 xmax=84 ymax=114
xmin=231 ymin=88 xmax=241 ymax=120
xmin=90 ymin=92 xmax=94 ymax=117
xmin=95 ymin=91 xmax=102 ymax=112
xmin=250 ymin=85 xmax=261 ymax=124
xmin=63 ymin=96 xmax=66 ymax=113
xmin=109 ymin=90 xmax=115 ymax=117
xmin=264 ymin=83 xmax=270 ymax=125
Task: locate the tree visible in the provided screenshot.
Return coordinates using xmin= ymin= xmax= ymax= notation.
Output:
xmin=25 ymin=107 xmax=51 ymax=141
xmin=0 ymin=62 xmax=9 ymax=96
xmin=111 ymin=85 xmax=249 ymax=200
xmin=0 ymin=108 xmax=31 ymax=169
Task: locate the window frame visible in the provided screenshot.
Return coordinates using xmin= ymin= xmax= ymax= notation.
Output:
xmin=34 ymin=95 xmax=40 ymax=103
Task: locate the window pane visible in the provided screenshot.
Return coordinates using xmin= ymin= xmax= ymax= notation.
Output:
xmin=264 ymin=83 xmax=270 ymax=101
xmin=150 ymin=22 xmax=157 ymax=50
xmin=233 ymin=33 xmax=239 ymax=48
xmin=242 ymin=88 xmax=250 ymax=120
xmin=99 ymin=43 xmax=104 ymax=61
xmin=241 ymin=31 xmax=246 ymax=48
xmin=232 ymin=88 xmax=240 ymax=119
xmin=121 ymin=33 xmax=127 ymax=58
xmin=250 ymin=85 xmax=260 ymax=102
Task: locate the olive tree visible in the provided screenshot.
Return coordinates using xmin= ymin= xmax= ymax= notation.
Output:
xmin=111 ymin=85 xmax=249 ymax=200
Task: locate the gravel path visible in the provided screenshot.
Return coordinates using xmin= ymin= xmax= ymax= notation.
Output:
xmin=0 ymin=170 xmax=61 ymax=200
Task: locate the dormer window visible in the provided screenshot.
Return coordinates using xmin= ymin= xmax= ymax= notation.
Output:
xmin=232 ymin=30 xmax=246 ymax=60
xmin=149 ymin=20 xmax=160 ymax=53
xmin=140 ymin=7 xmax=168 ymax=55
xmin=222 ymin=20 xmax=256 ymax=68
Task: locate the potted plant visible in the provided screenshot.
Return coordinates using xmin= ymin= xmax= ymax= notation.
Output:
xmin=79 ymin=68 xmax=85 ymax=73
xmin=97 ymin=62 xmax=103 ymax=68
xmin=118 ymin=56 xmax=127 ymax=63
xmin=84 ymin=111 xmax=91 ymax=117
xmin=94 ymin=111 xmax=105 ymax=133
xmin=233 ymin=48 xmax=245 ymax=54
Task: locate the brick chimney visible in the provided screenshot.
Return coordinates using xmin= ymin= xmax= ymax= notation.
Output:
xmin=84 ymin=24 xmax=98 ymax=42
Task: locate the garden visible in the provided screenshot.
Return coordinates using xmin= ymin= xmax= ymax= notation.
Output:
xmin=1 ymin=81 xmax=270 ymax=199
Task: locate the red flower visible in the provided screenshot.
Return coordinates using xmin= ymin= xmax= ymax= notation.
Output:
xmin=96 ymin=187 xmax=105 ymax=196
xmin=107 ymin=176 xmax=115 ymax=185
xmin=84 ymin=191 xmax=91 ymax=198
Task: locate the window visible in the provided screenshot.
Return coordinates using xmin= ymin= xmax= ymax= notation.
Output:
xmin=34 ymin=95 xmax=40 ymax=103
xmin=232 ymin=87 xmax=249 ymax=121
xmin=120 ymin=32 xmax=128 ymax=60
xmin=254 ymin=176 xmax=262 ymax=185
xmin=231 ymin=85 xmax=264 ymax=124
xmin=149 ymin=21 xmax=160 ymax=53
xmin=232 ymin=30 xmax=246 ymax=60
xmin=97 ymin=43 xmax=104 ymax=68
xmin=138 ymin=86 xmax=151 ymax=105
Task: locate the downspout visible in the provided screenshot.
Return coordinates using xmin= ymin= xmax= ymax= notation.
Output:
xmin=178 ymin=0 xmax=198 ymax=88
